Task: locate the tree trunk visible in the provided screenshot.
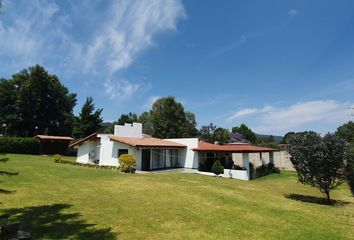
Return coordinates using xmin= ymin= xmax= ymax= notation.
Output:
xmin=324 ymin=190 xmax=332 ymax=205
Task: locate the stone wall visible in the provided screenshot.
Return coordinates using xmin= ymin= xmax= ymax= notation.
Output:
xmin=232 ymin=151 xmax=294 ymax=171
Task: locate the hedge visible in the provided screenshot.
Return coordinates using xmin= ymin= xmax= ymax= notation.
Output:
xmin=54 ymin=158 xmax=119 ymax=171
xmin=0 ymin=137 xmax=39 ymax=154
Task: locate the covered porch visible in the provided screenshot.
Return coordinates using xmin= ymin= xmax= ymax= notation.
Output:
xmin=193 ymin=141 xmax=277 ymax=180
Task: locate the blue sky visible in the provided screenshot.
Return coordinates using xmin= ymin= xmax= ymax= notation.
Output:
xmin=0 ymin=0 xmax=353 ymax=135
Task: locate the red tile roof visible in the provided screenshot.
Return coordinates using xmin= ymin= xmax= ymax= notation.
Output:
xmin=34 ymin=135 xmax=74 ymax=141
xmin=109 ymin=136 xmax=186 ymax=148
xmin=192 ymin=141 xmax=276 ymax=152
xmin=69 ymin=133 xmax=98 ymax=148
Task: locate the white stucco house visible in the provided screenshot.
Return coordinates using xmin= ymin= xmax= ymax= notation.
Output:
xmin=70 ymin=122 xmax=277 ymax=180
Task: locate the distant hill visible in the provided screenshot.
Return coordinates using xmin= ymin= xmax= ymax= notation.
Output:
xmin=256 ymin=134 xmax=283 ymax=143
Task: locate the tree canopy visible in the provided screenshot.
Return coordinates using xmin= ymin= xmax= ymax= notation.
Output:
xmin=286 ymin=131 xmax=350 ymax=203
xmin=198 ymin=123 xmax=217 ymax=143
xmin=0 ymin=65 xmax=76 ymax=137
xmin=148 ymin=97 xmax=198 ymax=138
xmin=213 ymin=128 xmax=231 ymax=144
xmin=232 ymin=124 xmax=257 ymax=144
xmin=117 ymin=112 xmax=138 ymax=125
xmin=336 ymin=121 xmax=354 ymax=143
xmin=73 ymin=97 xmax=103 ymax=138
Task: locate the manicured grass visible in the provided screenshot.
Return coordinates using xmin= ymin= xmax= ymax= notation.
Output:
xmin=0 ymin=154 xmax=353 ymax=239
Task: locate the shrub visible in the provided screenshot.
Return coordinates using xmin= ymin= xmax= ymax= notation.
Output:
xmin=211 ymin=160 xmax=224 ymax=176
xmin=54 ymin=159 xmax=119 ymax=170
xmin=0 ymin=137 xmax=39 ymax=154
xmin=118 ymin=154 xmax=136 ymax=173
xmin=255 ymin=162 xmax=280 ymax=178
xmin=53 ymin=154 xmax=62 ymax=162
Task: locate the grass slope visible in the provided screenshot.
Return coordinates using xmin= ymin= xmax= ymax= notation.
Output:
xmin=0 ymin=154 xmax=353 ymax=239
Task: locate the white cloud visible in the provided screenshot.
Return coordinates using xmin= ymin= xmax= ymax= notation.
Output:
xmin=104 ymin=79 xmax=140 ymax=101
xmin=0 ymin=0 xmax=185 ymax=101
xmin=82 ymin=0 xmax=185 ymax=74
xmin=227 ymin=108 xmax=257 ymax=121
xmin=288 ymin=9 xmax=299 ymax=17
xmin=227 ymin=100 xmax=353 ymax=135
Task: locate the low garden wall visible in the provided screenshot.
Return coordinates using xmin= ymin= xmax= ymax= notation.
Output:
xmin=223 ymin=169 xmax=249 ymax=180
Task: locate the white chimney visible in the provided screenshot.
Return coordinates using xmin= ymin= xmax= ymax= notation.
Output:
xmin=114 ymin=122 xmax=143 ymax=138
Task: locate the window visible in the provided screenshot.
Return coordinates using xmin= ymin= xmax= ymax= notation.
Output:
xmin=118 ymin=149 xmax=128 ymax=158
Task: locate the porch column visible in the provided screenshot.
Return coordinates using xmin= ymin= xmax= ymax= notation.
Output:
xmin=269 ymin=151 xmax=274 ymax=164
xmin=242 ymin=153 xmax=250 ymax=180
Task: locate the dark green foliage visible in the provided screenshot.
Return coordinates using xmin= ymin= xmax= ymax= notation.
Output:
xmin=255 ymin=162 xmax=280 ymax=178
xmin=0 ymin=137 xmax=39 ymax=154
xmin=73 ymin=97 xmax=102 ymax=138
xmin=286 ymin=131 xmax=350 ymax=203
xmin=346 ymin=151 xmax=354 ymax=196
xmin=232 ymin=124 xmax=257 ymax=144
xmin=149 ymin=97 xmax=198 ymax=138
xmin=282 ymin=132 xmax=295 ymax=144
xmin=0 ymin=65 xmax=77 ymax=137
xmin=117 ymin=112 xmax=138 ymax=125
xmin=213 ymin=128 xmax=231 ymax=144
xmin=138 ymin=111 xmax=154 ymax=135
xmin=336 ymin=121 xmax=354 ymax=143
xmin=211 ymin=160 xmax=224 ymax=176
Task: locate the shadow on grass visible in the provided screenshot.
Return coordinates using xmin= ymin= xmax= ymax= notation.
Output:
xmin=284 ymin=193 xmax=351 ymax=206
xmin=2 ymin=203 xmax=117 ymax=239
xmin=0 ymin=170 xmax=18 ymax=176
xmin=0 ymin=157 xmax=9 ymax=162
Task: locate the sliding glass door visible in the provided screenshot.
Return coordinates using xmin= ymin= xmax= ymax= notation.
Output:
xmin=151 ymin=149 xmax=179 ymax=170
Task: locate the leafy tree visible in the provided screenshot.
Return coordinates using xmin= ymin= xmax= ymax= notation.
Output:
xmin=198 ymin=123 xmax=217 ymax=143
xmin=232 ymin=124 xmax=257 ymax=144
xmin=138 ymin=111 xmax=154 ymax=135
xmin=0 ymin=79 xmax=17 ymax=135
xmin=117 ymin=112 xmax=138 ymax=125
xmin=282 ymin=132 xmax=295 ymax=144
xmin=8 ymin=65 xmax=76 ymax=137
xmin=231 ymin=132 xmax=245 ymax=143
xmin=184 ymin=111 xmax=198 ymax=137
xmin=336 ymin=121 xmax=354 ymax=143
xmin=149 ymin=97 xmax=197 ymax=138
xmin=73 ymin=97 xmax=103 ymax=138
xmin=286 ymin=131 xmax=350 ymax=204
xmin=213 ymin=128 xmax=231 ymax=144
xmin=211 ymin=160 xmax=224 ymax=176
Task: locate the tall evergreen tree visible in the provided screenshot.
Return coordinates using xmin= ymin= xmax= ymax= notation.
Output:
xmin=149 ymin=97 xmax=197 ymax=138
xmin=73 ymin=97 xmax=103 ymax=138
xmin=138 ymin=111 xmax=154 ymax=135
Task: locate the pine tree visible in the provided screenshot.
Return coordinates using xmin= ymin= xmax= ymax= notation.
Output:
xmin=73 ymin=97 xmax=103 ymax=138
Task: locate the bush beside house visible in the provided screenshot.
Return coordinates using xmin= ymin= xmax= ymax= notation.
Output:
xmin=211 ymin=160 xmax=224 ymax=176
xmin=0 ymin=137 xmax=39 ymax=154
xmin=118 ymin=154 xmax=136 ymax=173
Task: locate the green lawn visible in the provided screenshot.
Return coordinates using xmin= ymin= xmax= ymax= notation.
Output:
xmin=0 ymin=154 xmax=353 ymax=240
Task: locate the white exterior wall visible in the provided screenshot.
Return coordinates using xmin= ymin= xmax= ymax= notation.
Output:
xmin=166 ymin=138 xmax=199 ymax=169
xmin=114 ymin=123 xmax=142 ymax=138
xmin=76 ymin=140 xmax=100 ymax=164
xmin=99 ymin=139 xmax=142 ymax=169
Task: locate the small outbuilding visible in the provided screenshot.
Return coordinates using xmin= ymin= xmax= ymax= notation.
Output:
xmin=34 ymin=135 xmax=74 ymax=155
